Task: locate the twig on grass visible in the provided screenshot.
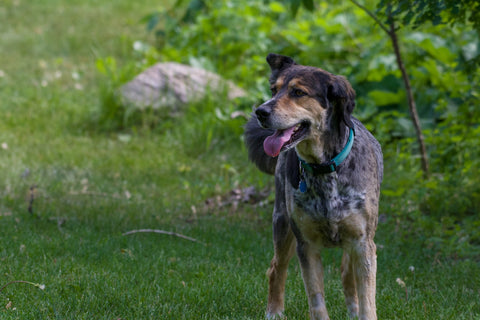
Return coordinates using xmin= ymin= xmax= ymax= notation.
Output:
xmin=69 ymin=191 xmax=124 ymax=199
xmin=0 ymin=280 xmax=45 ymax=293
xmin=1 ymin=280 xmax=59 ymax=318
xmin=122 ymin=229 xmax=206 ymax=246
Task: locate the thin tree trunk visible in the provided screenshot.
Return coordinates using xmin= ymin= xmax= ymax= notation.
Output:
xmin=389 ymin=21 xmax=429 ymax=177
xmin=349 ymin=0 xmax=429 ymax=178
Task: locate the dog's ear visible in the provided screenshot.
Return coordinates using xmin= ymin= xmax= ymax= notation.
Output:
xmin=266 ymin=53 xmax=296 ymax=81
xmin=327 ymin=75 xmax=355 ymax=128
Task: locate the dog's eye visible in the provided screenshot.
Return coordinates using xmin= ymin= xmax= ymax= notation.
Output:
xmin=270 ymin=87 xmax=277 ymax=96
xmin=292 ymin=89 xmax=307 ymax=97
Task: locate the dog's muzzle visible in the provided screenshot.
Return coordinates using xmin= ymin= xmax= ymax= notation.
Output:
xmin=255 ymin=100 xmax=274 ymax=128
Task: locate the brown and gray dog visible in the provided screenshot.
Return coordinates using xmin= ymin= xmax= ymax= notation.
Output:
xmin=245 ymin=54 xmax=383 ymax=320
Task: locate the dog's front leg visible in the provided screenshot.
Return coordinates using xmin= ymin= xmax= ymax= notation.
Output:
xmin=352 ymin=238 xmax=377 ymax=320
xmin=296 ymin=241 xmax=329 ymax=320
xmin=341 ymin=251 xmax=359 ymax=318
xmin=266 ymin=177 xmax=296 ymax=319
xmin=266 ymin=212 xmax=295 ymax=319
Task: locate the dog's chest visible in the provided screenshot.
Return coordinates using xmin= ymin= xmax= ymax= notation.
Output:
xmin=291 ymin=174 xmax=366 ymax=246
xmin=294 ymin=174 xmax=365 ymax=218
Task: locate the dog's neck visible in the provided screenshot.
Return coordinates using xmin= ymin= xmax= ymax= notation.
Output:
xmin=295 ymin=123 xmax=350 ymax=165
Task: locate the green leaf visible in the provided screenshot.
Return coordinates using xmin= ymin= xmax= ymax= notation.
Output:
xmin=368 ymin=89 xmax=404 ymax=106
xmin=382 ymin=188 xmax=405 ymax=197
xmin=289 ymin=0 xmax=301 ymax=17
xmin=302 ymin=0 xmax=314 ymax=11
xmin=269 ymin=1 xmax=286 ymax=13
xmin=145 ymin=12 xmax=161 ymax=31
xmin=96 ymin=59 xmax=106 ymax=75
xmin=182 ymin=0 xmax=207 ymax=23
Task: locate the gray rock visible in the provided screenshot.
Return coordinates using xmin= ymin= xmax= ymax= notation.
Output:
xmin=119 ymin=62 xmax=246 ymax=111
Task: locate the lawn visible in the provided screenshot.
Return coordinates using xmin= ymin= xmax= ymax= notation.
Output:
xmin=1 ymin=0 xmax=479 ymax=319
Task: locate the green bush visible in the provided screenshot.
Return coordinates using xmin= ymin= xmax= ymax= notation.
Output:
xmin=92 ymin=0 xmax=480 ymax=258
xmin=94 ymin=56 xmax=144 ymax=131
xmin=421 ymin=96 xmax=480 ymax=218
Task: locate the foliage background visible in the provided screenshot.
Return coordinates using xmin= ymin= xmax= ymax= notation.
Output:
xmin=113 ymin=0 xmax=480 ymax=257
xmin=0 ymin=0 xmax=479 ymax=318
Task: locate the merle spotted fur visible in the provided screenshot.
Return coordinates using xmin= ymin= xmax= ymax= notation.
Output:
xmin=244 ymin=53 xmax=383 ymax=320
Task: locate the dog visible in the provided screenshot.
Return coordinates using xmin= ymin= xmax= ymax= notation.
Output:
xmin=245 ymin=54 xmax=383 ymax=320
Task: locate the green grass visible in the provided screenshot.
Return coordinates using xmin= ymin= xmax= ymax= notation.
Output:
xmin=0 ymin=0 xmax=479 ymax=319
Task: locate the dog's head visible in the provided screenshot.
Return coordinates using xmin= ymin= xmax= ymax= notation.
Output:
xmin=255 ymin=53 xmax=355 ymax=157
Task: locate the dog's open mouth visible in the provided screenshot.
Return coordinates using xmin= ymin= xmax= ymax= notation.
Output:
xmin=263 ymin=121 xmax=309 ymax=157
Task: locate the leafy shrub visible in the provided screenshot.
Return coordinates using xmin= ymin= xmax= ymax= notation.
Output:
xmin=93 ymin=56 xmax=144 ymax=131
xmin=169 ymin=92 xmax=250 ymax=157
xmin=420 ymin=94 xmax=480 ymax=218
xmin=379 ymin=91 xmax=480 ymax=259
xmin=95 ymin=1 xmax=480 ymax=234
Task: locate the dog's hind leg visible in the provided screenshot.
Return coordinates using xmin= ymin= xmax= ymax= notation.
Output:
xmin=341 ymin=251 xmax=359 ymax=318
xmin=266 ymin=176 xmax=296 ymax=319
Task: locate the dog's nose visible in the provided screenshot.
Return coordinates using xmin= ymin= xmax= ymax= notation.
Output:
xmin=255 ymin=106 xmax=271 ymax=123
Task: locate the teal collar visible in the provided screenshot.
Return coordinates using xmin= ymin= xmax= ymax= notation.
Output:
xmin=298 ymin=126 xmax=355 ymax=176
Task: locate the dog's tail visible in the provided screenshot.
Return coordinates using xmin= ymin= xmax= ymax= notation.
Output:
xmin=244 ymin=114 xmax=278 ymax=175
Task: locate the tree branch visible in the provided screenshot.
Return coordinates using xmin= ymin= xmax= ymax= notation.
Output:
xmin=349 ymin=0 xmax=430 ymax=178
xmin=349 ymin=0 xmax=390 ymax=34
xmin=389 ymin=21 xmax=429 ymax=177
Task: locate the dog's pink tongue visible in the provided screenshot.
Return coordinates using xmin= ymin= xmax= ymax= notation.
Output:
xmin=263 ymin=126 xmax=296 ymax=157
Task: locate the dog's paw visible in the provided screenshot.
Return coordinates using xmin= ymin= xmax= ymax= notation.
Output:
xmin=346 ymin=302 xmax=359 ymax=319
xmin=266 ymin=311 xmax=286 ymax=319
